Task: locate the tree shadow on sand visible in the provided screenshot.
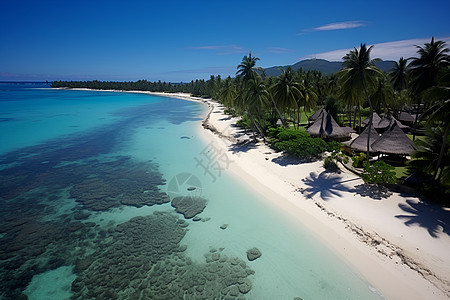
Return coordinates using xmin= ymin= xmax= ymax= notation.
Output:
xmin=353 ymin=183 xmax=393 ymax=200
xmin=396 ymin=199 xmax=450 ymax=238
xmin=271 ymin=154 xmax=307 ymax=166
xmin=301 ymin=171 xmax=358 ymax=201
xmin=228 ymin=140 xmax=258 ymax=155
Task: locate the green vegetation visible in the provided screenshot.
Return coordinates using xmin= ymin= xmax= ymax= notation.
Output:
xmin=351 ymin=153 xmax=367 ymax=168
xmin=53 ymin=38 xmax=449 ymax=200
xmin=268 ymin=128 xmax=330 ymax=161
xmin=361 ymin=161 xmax=397 ymax=184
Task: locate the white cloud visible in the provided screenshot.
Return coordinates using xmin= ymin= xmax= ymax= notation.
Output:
xmin=302 ymin=37 xmax=450 ymax=61
xmin=313 ymin=21 xmax=366 ymax=31
xmin=189 ymin=45 xmax=247 ymax=55
xmin=266 ymin=47 xmax=294 ymax=54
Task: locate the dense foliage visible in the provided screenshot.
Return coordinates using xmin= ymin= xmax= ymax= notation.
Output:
xmin=268 ymin=127 xmax=332 ymax=161
xmin=361 ymin=161 xmax=397 ymax=184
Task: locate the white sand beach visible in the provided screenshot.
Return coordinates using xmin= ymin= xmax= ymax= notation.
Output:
xmin=156 ymin=92 xmax=449 ymax=300
xmin=68 ymin=89 xmax=450 ymax=299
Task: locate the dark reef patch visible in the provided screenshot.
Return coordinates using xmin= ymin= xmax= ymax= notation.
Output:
xmin=72 ymin=212 xmax=254 ymax=299
xmin=171 ymin=196 xmax=207 ymax=219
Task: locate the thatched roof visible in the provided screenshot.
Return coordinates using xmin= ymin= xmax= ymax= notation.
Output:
xmin=374 ymin=112 xmax=409 ymax=131
xmin=306 ymin=110 xmax=348 ymax=139
xmin=398 ymin=111 xmax=415 ymax=123
xmin=371 ymin=123 xmax=417 ymax=155
xmin=308 ymin=107 xmax=325 ymax=122
xmin=348 ymin=125 xmax=379 ymax=153
xmin=342 ymin=126 xmax=356 ymax=134
xmin=361 ymin=112 xmax=382 ymax=127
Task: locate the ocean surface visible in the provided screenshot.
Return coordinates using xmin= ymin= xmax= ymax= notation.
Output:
xmin=0 ymin=82 xmax=384 ymax=299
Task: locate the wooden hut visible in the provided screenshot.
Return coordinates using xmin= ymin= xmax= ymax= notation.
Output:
xmin=371 ymin=123 xmax=417 ymax=156
xmin=306 ymin=110 xmax=348 ymax=140
xmin=308 ymin=107 xmax=325 ymax=122
xmin=361 ymin=112 xmax=382 ymax=127
xmin=346 ymin=125 xmax=380 ymax=153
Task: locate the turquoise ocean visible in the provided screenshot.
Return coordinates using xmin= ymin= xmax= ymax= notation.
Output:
xmin=0 ymin=83 xmax=384 ymax=299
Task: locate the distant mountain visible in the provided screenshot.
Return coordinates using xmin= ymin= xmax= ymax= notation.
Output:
xmin=263 ymin=59 xmax=396 ymax=77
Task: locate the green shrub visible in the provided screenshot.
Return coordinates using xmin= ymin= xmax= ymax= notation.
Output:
xmin=327 ymin=140 xmax=341 ymax=152
xmin=236 ymin=115 xmax=251 ymax=128
xmin=361 ymin=161 xmax=397 ymax=184
xmin=271 ymin=128 xmax=329 ymax=161
xmin=351 ymin=153 xmax=367 ymax=168
xmin=323 ymin=156 xmax=339 ymax=171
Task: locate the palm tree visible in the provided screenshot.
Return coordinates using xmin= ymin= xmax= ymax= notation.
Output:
xmin=337 ymin=44 xmax=383 ymax=159
xmin=420 ymin=100 xmax=450 ymax=184
xmin=389 ymin=57 xmax=409 ymax=92
xmin=408 ymin=38 xmax=449 ymax=141
xmin=371 ymin=74 xmax=394 ymax=113
xmin=218 ymin=77 xmax=236 ymax=108
xmin=410 ymin=124 xmax=450 ymax=186
xmin=236 ymin=52 xmax=264 ymax=82
xmin=409 ymin=38 xmax=449 ymax=95
xmin=244 ymin=77 xmax=270 ymax=137
xmin=271 ymin=67 xmax=304 ymax=127
xmin=300 ymin=73 xmax=318 ymax=123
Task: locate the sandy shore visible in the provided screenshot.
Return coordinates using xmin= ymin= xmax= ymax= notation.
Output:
xmin=65 ymin=89 xmax=450 ymax=299
xmin=187 ymin=96 xmax=449 ymax=299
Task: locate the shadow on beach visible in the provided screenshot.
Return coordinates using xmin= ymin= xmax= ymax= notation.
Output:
xmin=228 ymin=140 xmax=258 ymax=154
xmin=396 ymin=199 xmax=450 ymax=238
xmin=353 ymin=184 xmax=393 ymax=200
xmin=301 ymin=171 xmax=359 ymax=201
xmin=271 ymin=154 xmax=307 ymax=166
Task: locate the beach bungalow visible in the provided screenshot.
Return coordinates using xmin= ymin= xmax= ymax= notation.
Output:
xmin=398 ymin=111 xmax=415 ymax=125
xmin=371 ymin=122 xmax=417 ymax=156
xmin=306 ymin=110 xmax=349 ymax=140
xmin=344 ymin=125 xmax=380 ymax=153
xmin=361 ymin=112 xmax=382 ymax=128
xmin=308 ymin=107 xmax=325 ymax=122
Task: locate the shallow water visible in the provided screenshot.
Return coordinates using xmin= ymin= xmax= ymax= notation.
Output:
xmin=0 ymin=83 xmax=384 ymax=299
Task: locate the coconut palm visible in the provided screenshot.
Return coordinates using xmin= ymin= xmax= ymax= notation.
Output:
xmin=244 ymin=77 xmax=271 ymax=137
xmin=300 ymin=74 xmax=318 ymax=123
xmin=337 ymin=44 xmax=383 ymax=159
xmin=371 ymin=74 xmax=394 ymax=113
xmin=408 ymin=38 xmax=449 ymax=140
xmin=236 ymin=52 xmax=264 ymax=82
xmin=389 ymin=57 xmax=409 ymax=92
xmin=409 ymin=38 xmax=449 ymax=95
xmin=271 ymin=67 xmax=304 ymax=127
xmin=420 ymin=100 xmax=450 ymax=184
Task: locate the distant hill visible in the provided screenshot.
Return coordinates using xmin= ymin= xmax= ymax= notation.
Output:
xmin=264 ymin=59 xmax=396 ymax=77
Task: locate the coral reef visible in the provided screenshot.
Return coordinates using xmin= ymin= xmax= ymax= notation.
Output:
xmin=72 ymin=212 xmax=254 ymax=299
xmin=246 ymin=247 xmax=262 ymax=261
xmin=171 ymin=196 xmax=207 ymax=219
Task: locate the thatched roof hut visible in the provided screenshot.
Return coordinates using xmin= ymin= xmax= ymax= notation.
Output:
xmin=371 ymin=123 xmax=417 ymax=155
xmin=306 ymin=110 xmax=348 ymax=139
xmin=374 ymin=113 xmax=409 ymax=132
xmin=398 ymin=111 xmax=415 ymax=124
xmin=361 ymin=112 xmax=382 ymax=127
xmin=342 ymin=126 xmax=356 ymax=134
xmin=308 ymin=107 xmax=325 ymax=122
xmin=347 ymin=125 xmax=380 ymax=153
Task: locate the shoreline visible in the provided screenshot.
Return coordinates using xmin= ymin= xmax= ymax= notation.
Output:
xmin=60 ymin=88 xmax=450 ymax=299
xmin=193 ymin=98 xmax=450 ymax=299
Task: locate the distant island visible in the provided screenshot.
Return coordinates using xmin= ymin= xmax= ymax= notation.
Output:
xmin=263 ymin=58 xmax=396 ymax=77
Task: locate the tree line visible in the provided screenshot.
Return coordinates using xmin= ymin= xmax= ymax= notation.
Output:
xmin=52 ymin=37 xmax=449 ymax=196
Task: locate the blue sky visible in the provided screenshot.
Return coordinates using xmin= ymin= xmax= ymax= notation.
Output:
xmin=1 ymin=0 xmax=449 ymax=82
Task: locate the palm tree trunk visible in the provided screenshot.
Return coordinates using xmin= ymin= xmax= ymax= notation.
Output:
xmin=363 ymin=80 xmax=373 ymax=161
xmin=433 ymin=123 xmax=450 ymax=182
